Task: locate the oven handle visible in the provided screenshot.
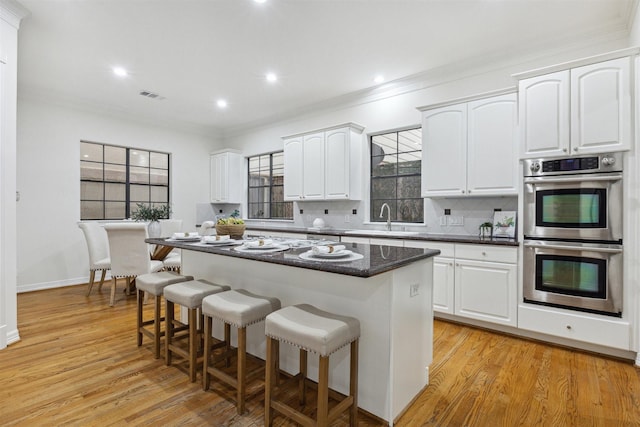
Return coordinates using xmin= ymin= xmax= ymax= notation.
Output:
xmin=524 ymin=173 xmax=622 ymax=184
xmin=524 ymin=241 xmax=623 ymax=254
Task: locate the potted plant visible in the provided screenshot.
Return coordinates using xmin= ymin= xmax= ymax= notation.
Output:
xmin=215 ymin=209 xmax=246 ymax=239
xmin=131 ymin=203 xmax=171 ymax=237
xmin=479 ymin=221 xmax=493 ymax=238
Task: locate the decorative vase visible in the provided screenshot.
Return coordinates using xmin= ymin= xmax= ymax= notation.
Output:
xmin=148 ymin=220 xmax=161 ymax=238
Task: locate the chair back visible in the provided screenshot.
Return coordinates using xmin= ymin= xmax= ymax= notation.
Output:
xmin=104 ymin=223 xmax=153 ymax=278
xmin=78 ymin=222 xmax=110 ymax=269
xmin=160 ymin=219 xmax=183 ymax=237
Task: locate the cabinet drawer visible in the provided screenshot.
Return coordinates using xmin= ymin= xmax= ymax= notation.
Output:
xmin=403 ymin=241 xmax=454 ymax=257
xmin=518 ymin=304 xmax=631 ymax=350
xmin=455 ymin=244 xmax=517 ymax=263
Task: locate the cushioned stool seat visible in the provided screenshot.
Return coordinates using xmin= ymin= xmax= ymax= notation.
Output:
xmin=164 ymin=279 xmax=230 ymax=382
xmin=135 ymin=271 xmax=193 ymax=358
xmin=202 ymin=290 xmax=281 ymax=414
xmin=264 ymin=304 xmax=360 ymax=427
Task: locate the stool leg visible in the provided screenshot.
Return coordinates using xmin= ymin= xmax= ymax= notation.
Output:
xmin=188 ymin=308 xmax=198 ymax=382
xmin=109 ymin=277 xmax=117 ymax=306
xmin=317 ymin=355 xmax=330 ymax=426
xmin=299 ymin=349 xmax=307 ymax=405
xmin=237 ymin=326 xmax=247 ymax=415
xmin=265 ymin=337 xmax=276 ymax=427
xmin=203 ymin=315 xmax=212 ymax=391
xmin=136 ymin=289 xmax=144 ymax=347
xmin=350 ymin=340 xmax=359 ymax=427
xmin=165 ymin=300 xmax=174 ymax=366
xmin=153 ymin=295 xmax=162 ymax=359
xmin=97 ymin=269 xmax=107 ymax=292
xmin=224 ymin=323 xmax=231 ymax=368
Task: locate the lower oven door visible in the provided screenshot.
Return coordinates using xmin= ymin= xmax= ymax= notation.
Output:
xmin=523 ymin=240 xmax=623 ymax=317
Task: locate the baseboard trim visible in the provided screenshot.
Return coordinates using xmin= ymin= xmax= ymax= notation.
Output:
xmin=17 ymin=274 xmax=110 ymax=293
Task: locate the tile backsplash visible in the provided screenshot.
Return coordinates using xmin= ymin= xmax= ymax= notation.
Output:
xmin=240 ymin=196 xmax=518 ymax=237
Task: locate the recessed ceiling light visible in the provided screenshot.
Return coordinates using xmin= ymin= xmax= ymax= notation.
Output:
xmin=113 ymin=67 xmax=128 ymax=77
xmin=254 ymin=0 xmax=267 ymax=3
xmin=217 ymin=99 xmax=228 ymax=109
xmin=266 ymin=72 xmax=278 ymax=83
xmin=374 ymin=75 xmax=385 ymax=84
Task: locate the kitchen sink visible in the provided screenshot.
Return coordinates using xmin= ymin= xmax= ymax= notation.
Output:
xmin=344 ymin=229 xmax=422 ymax=237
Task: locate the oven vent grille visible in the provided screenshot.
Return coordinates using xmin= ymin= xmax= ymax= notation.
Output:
xmin=139 ymin=90 xmax=166 ymax=101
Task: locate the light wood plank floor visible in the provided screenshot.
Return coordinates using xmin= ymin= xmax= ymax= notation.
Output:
xmin=1 ymin=284 xmax=640 ymax=426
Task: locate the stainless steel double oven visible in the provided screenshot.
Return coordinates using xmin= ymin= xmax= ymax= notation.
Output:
xmin=522 ymin=153 xmax=623 ymax=317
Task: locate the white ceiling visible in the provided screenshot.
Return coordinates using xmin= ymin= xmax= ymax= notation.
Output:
xmin=15 ymin=0 xmax=636 ymax=136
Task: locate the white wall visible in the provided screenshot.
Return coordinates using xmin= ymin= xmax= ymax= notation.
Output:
xmin=630 ymin=1 xmax=640 ymax=45
xmin=16 ymin=98 xmax=220 ymax=292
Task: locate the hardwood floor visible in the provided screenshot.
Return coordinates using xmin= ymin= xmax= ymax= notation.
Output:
xmin=2 ymin=284 xmax=640 ymax=426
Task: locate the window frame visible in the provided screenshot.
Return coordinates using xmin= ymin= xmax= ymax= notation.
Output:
xmin=247 ymin=151 xmax=293 ymax=220
xmin=80 ymin=140 xmax=171 ymax=220
xmin=369 ymin=125 xmax=423 ymax=224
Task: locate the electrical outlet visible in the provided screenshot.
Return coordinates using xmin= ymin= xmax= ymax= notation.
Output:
xmin=410 ymin=283 xmax=420 ymax=297
xmin=344 ymin=215 xmax=350 ymax=223
xmin=448 ymin=216 xmax=464 ymax=226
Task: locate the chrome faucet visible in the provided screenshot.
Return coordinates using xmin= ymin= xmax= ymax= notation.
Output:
xmin=379 ymin=203 xmax=391 ymax=231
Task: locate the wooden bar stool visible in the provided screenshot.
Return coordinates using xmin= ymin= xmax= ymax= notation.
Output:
xmin=264 ymin=304 xmax=360 ymax=427
xmin=135 ymin=271 xmax=193 ymax=358
xmin=164 ymin=279 xmax=230 ymax=382
xmin=201 ymin=289 xmax=281 ymax=414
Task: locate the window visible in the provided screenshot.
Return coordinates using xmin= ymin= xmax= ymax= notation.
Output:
xmin=370 ymin=127 xmax=423 ymax=223
xmin=80 ymin=141 xmax=170 ymax=220
xmin=248 ymin=152 xmax=293 ymax=220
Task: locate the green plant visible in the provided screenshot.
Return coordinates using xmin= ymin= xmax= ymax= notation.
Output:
xmin=230 ymin=209 xmax=240 ymax=218
xmin=480 ymin=221 xmax=493 ymax=228
xmin=495 ymin=216 xmax=515 ymax=228
xmin=131 ymin=203 xmax=171 ymax=222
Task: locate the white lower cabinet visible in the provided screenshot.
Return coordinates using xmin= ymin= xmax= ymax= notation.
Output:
xmin=518 ymin=304 xmax=631 ymax=350
xmin=405 ymin=241 xmax=518 ymax=326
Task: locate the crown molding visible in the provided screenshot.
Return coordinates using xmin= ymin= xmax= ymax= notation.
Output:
xmin=0 ymin=0 xmax=30 ymax=28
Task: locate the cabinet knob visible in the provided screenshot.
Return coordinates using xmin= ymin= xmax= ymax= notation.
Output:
xmin=482 ymin=251 xmax=486 ymax=256
xmin=461 ymin=190 xmax=465 ymax=194
xmin=563 ymin=148 xmax=568 ymax=153
xmin=566 ymin=325 xmax=572 ymax=330
xmin=468 ymin=190 xmax=471 ymax=194
xmin=573 ymin=147 xmax=578 ymax=152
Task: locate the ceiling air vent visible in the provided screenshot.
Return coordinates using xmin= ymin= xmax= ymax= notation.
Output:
xmin=139 ymin=90 xmax=166 ymax=100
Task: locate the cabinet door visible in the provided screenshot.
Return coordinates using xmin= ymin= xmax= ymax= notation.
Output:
xmin=302 ymin=132 xmax=325 ymax=199
xmin=433 ymin=256 xmax=455 ymax=314
xmin=421 ymin=104 xmax=467 ymax=197
xmin=283 ymin=137 xmax=303 ymax=200
xmin=467 ymin=94 xmax=517 ymax=196
xmin=571 ymin=57 xmax=631 ymax=154
xmin=519 ymin=70 xmax=570 ymax=158
xmin=454 ymin=259 xmax=517 ymax=326
xmin=210 ymin=153 xmax=227 ymax=202
xmin=324 ymin=127 xmax=350 ymax=199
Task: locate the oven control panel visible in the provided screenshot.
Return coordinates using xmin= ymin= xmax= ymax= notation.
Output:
xmin=524 ymin=153 xmax=622 ymax=177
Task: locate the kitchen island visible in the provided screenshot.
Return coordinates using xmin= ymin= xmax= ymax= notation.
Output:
xmin=147 ymin=237 xmax=439 ymax=425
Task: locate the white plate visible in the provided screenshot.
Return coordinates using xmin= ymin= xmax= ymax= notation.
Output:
xmin=242 ymin=243 xmax=279 ymax=250
xmin=310 ymin=250 xmax=352 ymax=258
xmin=202 ymin=239 xmax=237 ymax=245
xmin=168 ymin=236 xmax=201 ymax=242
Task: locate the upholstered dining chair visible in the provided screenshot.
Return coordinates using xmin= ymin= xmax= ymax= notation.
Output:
xmin=78 ymin=222 xmax=111 ymax=297
xmin=160 ymin=219 xmax=183 ymax=272
xmin=104 ymin=223 xmax=164 ymax=306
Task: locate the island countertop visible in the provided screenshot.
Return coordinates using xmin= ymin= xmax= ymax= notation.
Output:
xmin=147 ymin=237 xmax=440 ymax=278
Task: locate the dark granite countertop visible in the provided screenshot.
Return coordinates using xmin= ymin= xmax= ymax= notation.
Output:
xmin=147 ymin=238 xmax=440 ymax=278
xmin=243 ymin=225 xmax=519 ymax=247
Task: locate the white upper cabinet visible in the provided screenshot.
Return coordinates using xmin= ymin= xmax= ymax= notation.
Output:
xmin=283 ymin=123 xmax=364 ymax=201
xmin=519 ymin=71 xmax=570 ymax=158
xmin=421 ymin=104 xmax=467 ymax=197
xmin=570 ymin=58 xmax=631 ymax=154
xmin=420 ymin=92 xmax=517 ymax=198
xmin=518 ymin=56 xmax=631 ymax=158
xmin=210 ymin=150 xmax=243 ymax=204
xmin=467 ymin=94 xmax=518 ymax=195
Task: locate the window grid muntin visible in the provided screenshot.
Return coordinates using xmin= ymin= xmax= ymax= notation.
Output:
xmin=80 ymin=141 xmax=170 ymax=220
xmin=370 ymin=127 xmax=423 ymax=223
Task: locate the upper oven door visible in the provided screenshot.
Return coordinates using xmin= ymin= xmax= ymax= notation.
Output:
xmin=523 ymin=172 xmax=622 ymax=242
